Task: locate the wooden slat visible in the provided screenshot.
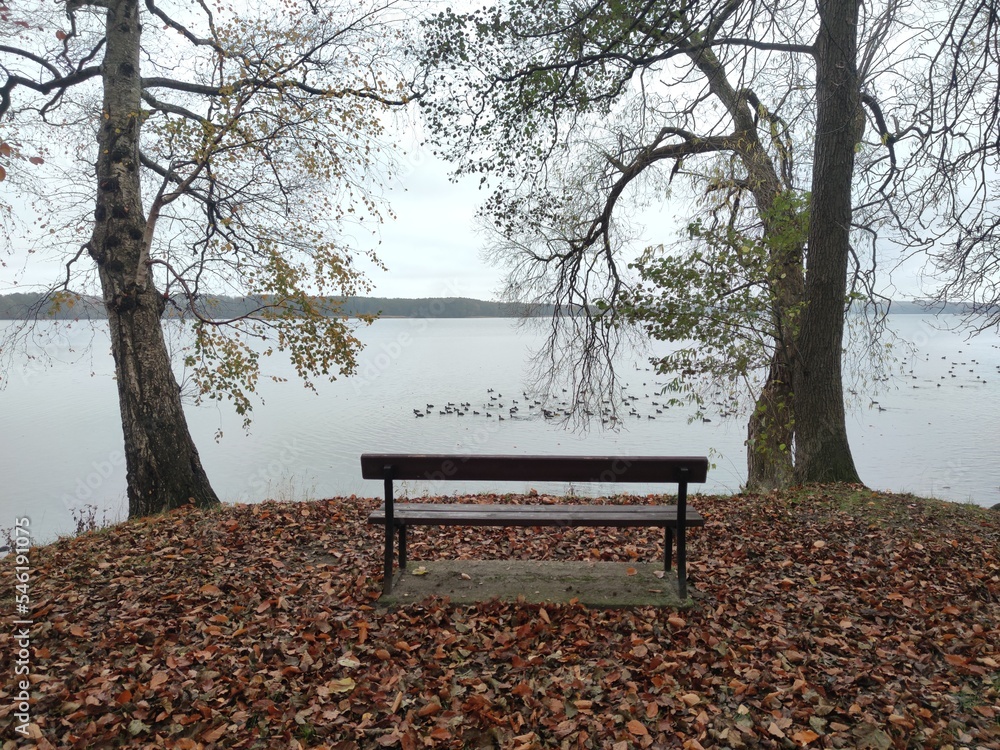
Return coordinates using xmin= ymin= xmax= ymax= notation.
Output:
xmin=368 ymin=503 xmax=705 ymax=528
xmin=360 ymin=454 xmax=709 ymax=484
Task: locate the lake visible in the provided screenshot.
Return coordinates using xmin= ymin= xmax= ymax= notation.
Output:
xmin=2 ymin=315 xmax=999 ymax=545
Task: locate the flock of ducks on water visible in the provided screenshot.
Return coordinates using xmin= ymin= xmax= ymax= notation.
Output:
xmin=862 ymin=347 xmax=998 ymax=412
xmin=411 ymin=366 xmax=734 ymax=424
xmin=414 ymin=345 xmax=1000 ymax=422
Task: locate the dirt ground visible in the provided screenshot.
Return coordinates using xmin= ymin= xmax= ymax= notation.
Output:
xmin=376 ymin=559 xmax=693 ymax=607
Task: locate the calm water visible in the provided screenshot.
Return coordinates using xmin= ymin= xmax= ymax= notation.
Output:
xmin=2 ymin=315 xmax=999 ymax=545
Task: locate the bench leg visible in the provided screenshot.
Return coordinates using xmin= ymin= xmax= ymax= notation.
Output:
xmin=664 ymin=527 xmax=673 ymax=572
xmin=383 ymin=523 xmax=394 ymax=595
xmin=677 ymin=524 xmax=687 ymax=600
xmin=382 ymin=471 xmax=395 ymax=595
xmin=398 ymin=524 xmax=407 ymax=570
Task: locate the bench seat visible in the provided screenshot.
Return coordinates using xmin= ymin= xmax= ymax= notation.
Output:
xmin=368 ymin=502 xmax=705 ymax=527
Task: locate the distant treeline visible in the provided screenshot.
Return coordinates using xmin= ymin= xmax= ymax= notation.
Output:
xmin=0 ymin=292 xmax=982 ymax=321
xmin=0 ymin=292 xmax=556 ymax=320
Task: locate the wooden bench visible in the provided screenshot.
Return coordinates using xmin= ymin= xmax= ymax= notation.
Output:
xmin=362 ymin=454 xmax=707 ymax=599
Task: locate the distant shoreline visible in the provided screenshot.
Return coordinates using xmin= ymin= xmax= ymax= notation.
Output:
xmin=0 ymin=291 xmax=983 ymax=320
xmin=0 ymin=293 xmax=557 ymax=321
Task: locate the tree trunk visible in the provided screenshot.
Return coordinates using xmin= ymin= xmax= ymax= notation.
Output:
xmin=745 ymin=349 xmax=795 ymax=491
xmin=687 ymin=43 xmax=805 ymax=490
xmin=89 ymin=0 xmax=220 ymax=517
xmin=792 ymin=0 xmax=863 ymax=484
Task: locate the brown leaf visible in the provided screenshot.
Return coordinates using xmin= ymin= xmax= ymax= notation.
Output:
xmin=417 ymin=701 xmax=440 ymax=717
xmin=202 ymin=724 xmax=227 ymax=742
xmin=149 ymin=672 xmax=168 ymax=689
xmin=626 ymin=719 xmax=648 ymax=736
xmin=327 ymin=677 xmax=356 ymax=693
xmin=791 ymin=729 xmax=820 ymax=745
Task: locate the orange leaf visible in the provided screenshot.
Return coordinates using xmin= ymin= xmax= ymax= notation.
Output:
xmin=511 ymin=682 xmax=532 ymax=697
xmin=791 ymin=729 xmax=820 ymax=745
xmin=626 ymin=567 xmax=637 ymax=576
xmin=28 ymin=156 xmax=43 ymax=165
xmin=199 ymin=583 xmax=223 ymax=596
xmin=417 ymin=702 xmax=440 ymax=717
xmin=944 ymin=654 xmax=968 ymax=666
xmin=149 ymin=672 xmax=168 ymax=689
xmin=69 ymin=624 xmax=85 ymax=637
xmin=116 ymin=690 xmax=132 ymax=704
xmin=626 ymin=719 xmax=648 ymax=736
xmin=202 ymin=725 xmax=227 ymax=742
xmin=668 ymin=616 xmax=686 ymax=628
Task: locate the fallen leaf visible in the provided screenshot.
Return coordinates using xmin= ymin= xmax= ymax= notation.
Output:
xmin=792 ymin=729 xmax=820 ymax=745
xmin=626 ymin=719 xmax=649 ymax=736
xmin=149 ymin=672 xmax=168 ymax=689
xmin=327 ymin=677 xmax=356 ymax=693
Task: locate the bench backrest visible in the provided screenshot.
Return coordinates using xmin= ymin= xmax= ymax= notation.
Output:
xmin=360 ymin=454 xmax=708 ymax=484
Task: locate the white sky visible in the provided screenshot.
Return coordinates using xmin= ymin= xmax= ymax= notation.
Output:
xmin=358 ymin=147 xmax=501 ymax=300
xmin=1 ymin=113 xmax=929 ymax=303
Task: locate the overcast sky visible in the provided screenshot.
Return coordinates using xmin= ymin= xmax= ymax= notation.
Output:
xmin=358 ymin=146 xmax=501 ymax=300
xmin=1 ymin=119 xmax=928 ymax=303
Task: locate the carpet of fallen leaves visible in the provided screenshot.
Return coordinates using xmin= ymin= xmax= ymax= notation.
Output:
xmin=1 ymin=485 xmax=999 ymax=750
